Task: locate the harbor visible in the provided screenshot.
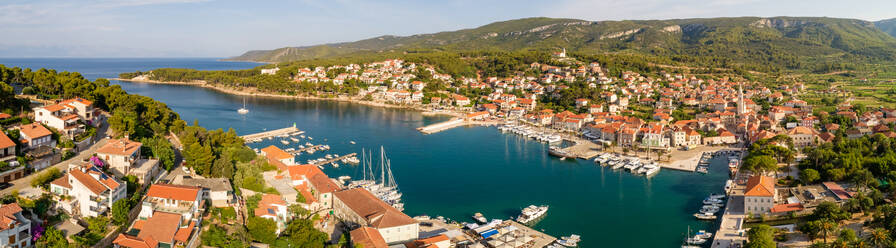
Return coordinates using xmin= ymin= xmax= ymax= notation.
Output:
xmin=112 ymin=78 xmax=732 ymax=248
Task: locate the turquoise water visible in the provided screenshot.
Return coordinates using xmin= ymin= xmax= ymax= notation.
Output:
xmin=0 ymin=58 xmax=729 ymax=247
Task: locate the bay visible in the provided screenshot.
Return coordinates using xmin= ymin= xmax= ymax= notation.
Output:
xmin=0 ymin=58 xmax=728 ymax=247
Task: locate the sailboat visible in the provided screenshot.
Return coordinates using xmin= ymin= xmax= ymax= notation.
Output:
xmin=238 ymin=98 xmax=249 ymax=114
xmin=348 ymin=147 xmax=404 ymax=211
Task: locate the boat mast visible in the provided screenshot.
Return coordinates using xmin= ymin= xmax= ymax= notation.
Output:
xmin=380 ymin=146 xmax=386 ymax=185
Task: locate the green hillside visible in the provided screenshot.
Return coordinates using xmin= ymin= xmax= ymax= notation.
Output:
xmin=876 ymin=18 xmax=896 ymax=38
xmin=228 ymin=17 xmax=896 ymax=72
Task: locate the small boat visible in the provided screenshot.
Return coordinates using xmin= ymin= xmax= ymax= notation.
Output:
xmin=237 ymin=98 xmax=249 ymax=114
xmin=290 ymin=137 xmax=299 ymax=142
xmin=694 ymin=212 xmax=717 ymax=220
xmin=695 ymin=230 xmax=713 ymax=239
xmin=703 ymin=198 xmax=724 ymax=205
xmin=687 ymin=236 xmax=707 ymax=245
xmin=556 ymin=234 xmax=581 ymax=247
xmin=350 ymin=141 xmax=356 ymax=144
xmin=709 ymin=193 xmax=726 ymax=199
xmin=280 ymin=140 xmax=289 ymax=145
xmin=472 ymin=213 xmax=487 ymax=223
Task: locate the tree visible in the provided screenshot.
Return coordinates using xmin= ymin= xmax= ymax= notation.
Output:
xmin=820 ymin=219 xmax=837 ymax=244
xmin=274 ymin=218 xmax=328 ymax=248
xmin=30 ymin=168 xmax=62 ymax=189
xmin=35 ymin=226 xmax=69 ymax=248
xmin=800 ymin=220 xmax=823 ymax=241
xmin=745 ymin=224 xmax=776 ymax=248
xmin=811 ymin=202 xmax=849 ymax=222
xmin=111 ymin=199 xmax=130 ymax=225
xmin=247 ymin=216 xmax=278 ymax=244
xmin=743 ymin=155 xmax=778 ymax=174
xmin=800 ymin=169 xmax=821 ymax=184
xmin=866 ymin=228 xmax=889 ymax=248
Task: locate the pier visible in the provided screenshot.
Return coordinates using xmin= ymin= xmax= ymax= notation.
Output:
xmin=289 ymin=145 xmax=324 ymax=155
xmin=418 ymin=118 xmax=501 ymax=134
xmin=557 ymin=138 xmax=601 ymax=159
xmin=240 ymin=126 xmax=301 ymax=142
xmin=312 ymin=153 xmax=357 ymax=166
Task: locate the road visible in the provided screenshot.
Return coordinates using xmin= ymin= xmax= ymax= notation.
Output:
xmin=1 ymin=123 xmax=110 ymax=196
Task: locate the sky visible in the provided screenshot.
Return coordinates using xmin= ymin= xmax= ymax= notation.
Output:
xmin=1 ymin=0 xmax=894 ymax=58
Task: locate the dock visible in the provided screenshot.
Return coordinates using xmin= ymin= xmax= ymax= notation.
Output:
xmin=557 ymin=138 xmax=601 ymax=159
xmin=418 ymin=119 xmax=500 ymax=134
xmin=312 ymin=153 xmax=357 ymax=166
xmin=289 ymin=145 xmax=324 ymax=155
xmin=504 ymin=220 xmax=557 ymax=248
xmin=240 ymin=126 xmax=301 ymax=142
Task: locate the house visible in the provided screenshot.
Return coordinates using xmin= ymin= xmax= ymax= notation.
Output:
xmin=112 ymin=211 xmax=196 ymax=248
xmin=138 ymin=184 xmax=203 ymax=223
xmin=261 ymin=145 xmax=294 ymax=169
xmin=173 ymin=176 xmax=234 ymax=207
xmin=50 ymin=164 xmax=127 ymax=217
xmin=255 ymin=194 xmax=289 ymax=233
xmin=0 ymin=203 xmax=31 ymax=248
xmin=261 ymin=67 xmax=280 ymax=75
xmin=130 ymin=159 xmax=161 ymax=185
xmin=787 ymin=126 xmax=818 ymax=149
xmin=97 ymin=137 xmax=142 ymax=177
xmin=18 ymin=123 xmax=54 ymax=149
xmin=744 ymin=175 xmax=776 ymax=215
xmin=25 ymin=145 xmax=59 ymax=171
xmin=284 ymin=164 xmax=341 ymax=211
xmin=333 ymin=188 xmax=419 ymax=244
xmin=0 ymin=132 xmax=14 ymax=162
xmin=33 ymin=97 xmax=97 ymax=136
xmin=351 ymin=227 xmax=388 ymax=248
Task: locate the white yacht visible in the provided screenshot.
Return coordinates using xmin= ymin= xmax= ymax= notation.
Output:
xmin=237 ymin=98 xmax=249 ymax=114
xmin=472 ymin=213 xmax=487 ymax=223
xmin=516 ymin=205 xmax=548 ymax=225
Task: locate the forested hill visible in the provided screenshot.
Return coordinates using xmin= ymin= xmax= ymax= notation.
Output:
xmin=877 ymin=18 xmax=896 ymax=38
xmin=228 ymin=16 xmax=896 ymax=71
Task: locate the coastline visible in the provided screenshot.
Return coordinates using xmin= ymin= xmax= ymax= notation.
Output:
xmin=108 ymin=77 xmax=462 ymax=117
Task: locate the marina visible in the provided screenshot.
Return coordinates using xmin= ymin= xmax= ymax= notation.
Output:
xmin=96 ymin=65 xmax=732 ymax=248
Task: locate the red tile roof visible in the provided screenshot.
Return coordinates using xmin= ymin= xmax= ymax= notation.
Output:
xmin=0 ymin=132 xmax=14 ymax=149
xmin=745 ymin=175 xmax=775 ymax=197
xmin=19 ymin=123 xmax=52 ymax=139
xmin=334 ymin=188 xmax=416 ymax=228
xmin=261 ymin=145 xmax=292 ymax=161
xmin=770 ymin=203 xmax=804 ymax=213
xmin=350 ymin=227 xmax=388 ymax=248
xmin=97 ymin=138 xmax=141 ymax=156
xmin=0 ymin=203 xmax=23 ymax=231
xmin=146 ymin=184 xmax=200 ymax=202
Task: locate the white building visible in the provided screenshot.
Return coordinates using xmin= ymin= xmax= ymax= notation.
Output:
xmin=50 ymin=164 xmax=126 ymax=218
xmin=33 ymin=98 xmax=97 ymax=136
xmin=139 ymin=184 xmax=203 ymax=222
xmin=261 ymin=67 xmax=280 ymax=75
xmin=0 ymin=203 xmax=31 ymax=248
xmin=97 ymin=137 xmax=142 ymax=177
xmin=18 ymin=123 xmax=54 ymax=150
xmin=744 ymin=175 xmax=776 ymax=215
xmin=333 ymin=188 xmax=418 ymax=245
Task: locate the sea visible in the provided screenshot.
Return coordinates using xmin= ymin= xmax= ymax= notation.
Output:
xmin=0 ymin=57 xmax=730 ymax=247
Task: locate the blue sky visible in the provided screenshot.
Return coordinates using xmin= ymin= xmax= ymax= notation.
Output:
xmin=1 ymin=0 xmax=894 ymax=57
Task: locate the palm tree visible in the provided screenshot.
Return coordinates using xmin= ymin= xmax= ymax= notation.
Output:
xmin=867 ymin=228 xmax=890 ymax=248
xmin=820 ymin=220 xmax=837 ymax=244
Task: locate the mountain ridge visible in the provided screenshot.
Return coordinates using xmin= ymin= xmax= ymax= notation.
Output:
xmin=228 ymin=16 xmax=896 ymax=71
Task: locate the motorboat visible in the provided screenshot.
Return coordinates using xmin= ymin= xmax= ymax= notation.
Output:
xmin=695 ymin=230 xmax=713 ymax=239
xmin=516 ymin=205 xmax=548 ymax=225
xmin=472 ymin=213 xmax=487 ymax=223
xmin=694 ymin=212 xmax=717 ymax=220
